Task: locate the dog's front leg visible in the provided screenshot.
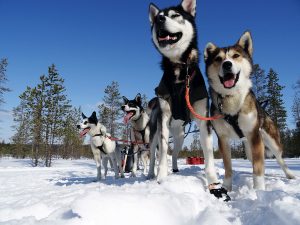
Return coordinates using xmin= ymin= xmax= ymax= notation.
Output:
xmin=157 ymin=98 xmax=171 ymax=183
xmin=131 ymin=145 xmax=139 ymax=177
xmin=147 ymin=132 xmax=158 ymax=179
xmin=193 ymin=99 xmax=218 ymax=185
xmin=170 ymin=120 xmax=184 ymax=173
xmin=110 ymin=152 xmax=120 ymax=179
xmin=91 ymin=146 xmax=102 ymax=181
xmin=247 ymin=131 xmax=265 ymax=190
xmin=218 ymin=136 xmax=232 ymax=191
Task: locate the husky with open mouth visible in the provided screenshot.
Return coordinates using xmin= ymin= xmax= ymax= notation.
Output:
xmin=121 ymin=93 xmax=150 ymax=176
xmin=148 ymin=0 xmax=222 ymax=198
xmin=77 ymin=112 xmax=124 ymax=180
xmin=204 ymin=31 xmax=295 ymax=192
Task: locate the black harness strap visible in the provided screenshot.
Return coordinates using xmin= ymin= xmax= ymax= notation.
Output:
xmin=217 ymin=94 xmax=245 ymax=139
xmin=223 ymin=114 xmax=245 ymax=139
xmin=93 ymin=133 xmax=107 ymax=155
xmin=97 ymin=145 xmax=107 ymax=155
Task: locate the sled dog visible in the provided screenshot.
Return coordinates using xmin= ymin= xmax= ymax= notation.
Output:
xmin=121 ymin=93 xmax=150 ymax=176
xmin=204 ymin=31 xmax=295 ymax=191
xmin=77 ymin=112 xmax=124 ymax=180
xmin=148 ymin=0 xmax=220 ymax=195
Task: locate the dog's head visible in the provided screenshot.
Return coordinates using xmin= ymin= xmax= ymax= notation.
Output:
xmin=121 ymin=93 xmax=143 ymax=124
xmin=77 ymin=111 xmax=98 ymax=138
xmin=149 ymin=0 xmax=196 ymax=61
xmin=204 ymin=31 xmax=253 ymax=95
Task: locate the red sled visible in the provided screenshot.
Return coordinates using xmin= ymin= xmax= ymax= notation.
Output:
xmin=186 ymin=157 xmax=204 ymax=165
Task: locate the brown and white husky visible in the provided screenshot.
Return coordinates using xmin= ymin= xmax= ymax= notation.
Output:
xmin=204 ymin=31 xmax=295 ymax=192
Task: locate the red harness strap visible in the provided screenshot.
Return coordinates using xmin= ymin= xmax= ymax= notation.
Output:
xmin=185 ymin=75 xmax=223 ymax=121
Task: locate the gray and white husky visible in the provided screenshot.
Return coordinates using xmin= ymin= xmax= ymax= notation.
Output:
xmin=148 ymin=0 xmax=219 ymax=193
xmin=204 ymin=31 xmax=295 ymax=192
xmin=77 ymin=111 xmax=124 ymax=180
xmin=121 ymin=93 xmax=150 ymax=176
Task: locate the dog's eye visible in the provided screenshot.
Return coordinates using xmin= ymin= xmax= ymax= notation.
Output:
xmin=171 ymin=14 xmax=180 ymax=19
xmin=215 ymin=56 xmax=223 ymax=62
xmin=232 ymin=54 xmax=240 ymax=59
xmin=84 ymin=121 xmax=87 ymax=125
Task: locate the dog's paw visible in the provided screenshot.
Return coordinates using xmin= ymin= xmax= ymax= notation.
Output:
xmin=286 ymin=172 xmax=296 ymax=179
xmin=157 ymin=168 xmax=168 ymax=183
xmin=147 ymin=173 xmax=155 ymax=180
xmin=209 ymin=183 xmax=231 ymax=202
xmin=130 ymin=172 xmax=136 ymax=178
xmin=172 ymin=169 xmax=179 ymax=173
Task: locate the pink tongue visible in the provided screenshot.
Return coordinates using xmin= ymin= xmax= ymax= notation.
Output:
xmin=79 ymin=128 xmax=90 ymax=138
xmin=159 ymin=35 xmax=170 ymax=41
xmin=124 ymin=112 xmax=134 ymax=124
xmin=224 ymin=79 xmax=235 ymax=88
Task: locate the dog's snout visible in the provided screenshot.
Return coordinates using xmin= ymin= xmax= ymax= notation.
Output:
xmin=76 ymin=125 xmax=81 ymax=129
xmin=222 ymin=61 xmax=232 ymax=71
xmin=158 ymin=15 xmax=166 ymax=23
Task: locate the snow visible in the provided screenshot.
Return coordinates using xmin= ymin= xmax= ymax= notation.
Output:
xmin=0 ymin=157 xmax=299 ymax=225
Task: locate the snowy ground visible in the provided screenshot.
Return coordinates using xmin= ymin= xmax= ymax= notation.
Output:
xmin=0 ymin=157 xmax=299 ymax=225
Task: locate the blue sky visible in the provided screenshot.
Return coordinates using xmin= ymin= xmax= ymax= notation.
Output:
xmin=0 ymin=0 xmax=299 ymax=142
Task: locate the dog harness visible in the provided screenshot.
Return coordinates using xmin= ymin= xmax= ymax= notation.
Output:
xmin=93 ymin=133 xmax=107 ymax=155
xmin=155 ymin=63 xmax=208 ymax=123
xmin=216 ymin=90 xmax=267 ymax=139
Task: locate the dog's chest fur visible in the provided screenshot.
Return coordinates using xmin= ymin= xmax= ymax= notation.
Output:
xmin=211 ymin=89 xmax=259 ymax=136
xmin=130 ymin=112 xmax=150 ymax=142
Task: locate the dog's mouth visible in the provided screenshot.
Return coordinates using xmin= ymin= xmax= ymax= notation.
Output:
xmin=79 ymin=127 xmax=91 ymax=138
xmin=219 ymin=71 xmax=240 ymax=89
xmin=157 ymin=29 xmax=182 ymax=46
xmin=124 ymin=110 xmax=136 ymax=124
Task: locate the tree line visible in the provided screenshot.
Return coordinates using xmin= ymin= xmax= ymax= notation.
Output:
xmin=0 ymin=60 xmax=299 ymax=164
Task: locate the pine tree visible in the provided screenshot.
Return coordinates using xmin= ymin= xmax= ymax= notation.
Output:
xmin=265 ymin=68 xmax=287 ymax=133
xmin=141 ymin=94 xmax=148 ymax=109
xmin=98 ymin=103 xmax=110 ymax=129
xmin=18 ymin=84 xmax=46 ymax=166
xmin=11 ymin=101 xmax=32 ymax=158
xmin=12 ymin=64 xmax=71 ymax=166
xmin=98 ymin=81 xmax=123 ymax=137
xmin=43 ymin=64 xmax=71 ymax=166
xmin=0 ymin=58 xmax=10 ymax=107
xmin=251 ymin=64 xmax=267 ymax=102
xmin=62 ymin=107 xmax=83 ymax=159
xmin=292 ymin=79 xmax=300 ymax=133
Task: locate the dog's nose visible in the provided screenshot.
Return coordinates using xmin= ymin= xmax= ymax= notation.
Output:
xmin=76 ymin=125 xmax=81 ymax=129
xmin=222 ymin=61 xmax=232 ymax=71
xmin=158 ymin=15 xmax=166 ymax=23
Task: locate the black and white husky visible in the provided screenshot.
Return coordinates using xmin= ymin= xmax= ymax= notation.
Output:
xmin=121 ymin=94 xmax=150 ymax=176
xmin=148 ymin=0 xmax=219 ymax=190
xmin=204 ymin=31 xmax=295 ymax=192
xmin=77 ymin=112 xmax=124 ymax=180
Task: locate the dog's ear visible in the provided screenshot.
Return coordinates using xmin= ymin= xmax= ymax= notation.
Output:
xmin=204 ymin=42 xmax=217 ymax=61
xmin=181 ymin=0 xmax=196 ymax=17
xmin=91 ymin=111 xmax=97 ymax=118
xmin=90 ymin=111 xmax=98 ymax=124
xmin=135 ymin=93 xmax=142 ymax=105
xmin=237 ymin=31 xmax=253 ymax=57
xmin=149 ymin=3 xmax=160 ymax=25
xmin=82 ymin=113 xmax=87 ymax=119
xmin=122 ymin=96 xmax=129 ymax=104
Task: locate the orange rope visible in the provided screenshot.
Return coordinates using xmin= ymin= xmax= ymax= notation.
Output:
xmin=185 ymin=77 xmax=223 ymax=121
